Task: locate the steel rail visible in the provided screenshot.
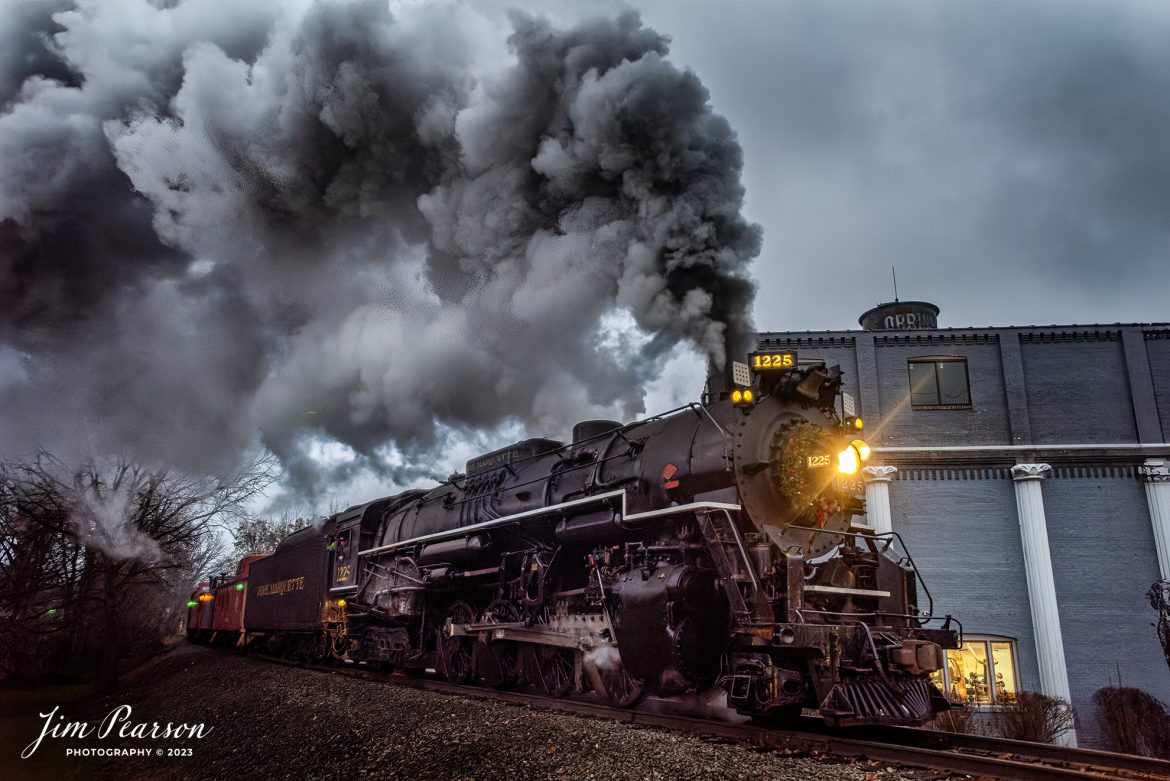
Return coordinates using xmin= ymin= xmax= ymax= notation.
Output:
xmin=867 ymin=724 xmax=1170 ymax=780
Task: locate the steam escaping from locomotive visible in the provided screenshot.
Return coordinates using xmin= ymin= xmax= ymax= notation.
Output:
xmin=0 ymin=0 xmax=760 ymax=495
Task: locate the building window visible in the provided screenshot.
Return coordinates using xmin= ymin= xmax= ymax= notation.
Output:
xmin=930 ymin=637 xmax=1020 ymax=706
xmin=908 ymin=356 xmax=971 ymax=409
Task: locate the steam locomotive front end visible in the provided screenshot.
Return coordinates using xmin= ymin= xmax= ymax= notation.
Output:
xmin=710 ymin=354 xmax=959 ymax=724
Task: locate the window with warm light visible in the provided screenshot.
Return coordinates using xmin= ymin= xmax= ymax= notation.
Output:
xmin=908 ymin=356 xmax=971 ymax=409
xmin=930 ymin=636 xmax=1020 ymax=706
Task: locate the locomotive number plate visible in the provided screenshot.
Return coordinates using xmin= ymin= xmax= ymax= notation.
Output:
xmin=751 ymin=351 xmax=797 ymax=371
xmin=834 ymin=475 xmax=864 ymax=494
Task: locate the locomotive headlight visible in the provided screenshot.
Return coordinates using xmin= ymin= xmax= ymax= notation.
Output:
xmin=837 ymin=445 xmax=860 ymax=475
xmin=731 ymin=389 xmax=743 ymax=404
xmin=851 ymin=439 xmax=872 ymax=461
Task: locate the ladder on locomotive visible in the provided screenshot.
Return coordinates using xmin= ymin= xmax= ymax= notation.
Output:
xmin=696 ymin=509 xmax=772 ymax=623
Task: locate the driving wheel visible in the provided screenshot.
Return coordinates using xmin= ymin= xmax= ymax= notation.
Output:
xmin=478 ymin=600 xmax=521 ymax=689
xmin=534 ymin=646 xmax=575 ymax=698
xmin=594 ymin=655 xmax=645 ymax=708
xmin=437 ymin=601 xmax=475 ymax=684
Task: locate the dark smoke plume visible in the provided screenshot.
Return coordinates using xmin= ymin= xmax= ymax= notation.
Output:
xmin=0 ymin=0 xmax=760 ymax=498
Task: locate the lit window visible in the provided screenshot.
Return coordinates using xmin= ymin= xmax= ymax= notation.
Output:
xmin=908 ymin=357 xmax=971 ymax=409
xmin=930 ymin=637 xmax=1019 ymax=706
xmin=332 ymin=530 xmax=353 ymax=587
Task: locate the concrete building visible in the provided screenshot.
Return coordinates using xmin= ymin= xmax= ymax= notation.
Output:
xmin=756 ymin=302 xmax=1170 ymax=747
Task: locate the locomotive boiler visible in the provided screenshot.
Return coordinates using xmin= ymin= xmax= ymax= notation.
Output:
xmin=240 ymin=354 xmax=959 ymax=726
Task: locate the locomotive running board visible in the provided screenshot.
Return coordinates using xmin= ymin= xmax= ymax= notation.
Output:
xmin=804 ymin=585 xmax=892 ymax=598
xmin=358 ymin=490 xmax=742 ymax=557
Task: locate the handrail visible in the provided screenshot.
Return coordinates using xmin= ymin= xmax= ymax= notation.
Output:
xmin=788 ymin=526 xmax=936 ymax=621
xmin=689 ymin=402 xmax=733 ymax=470
xmin=713 ymin=508 xmax=761 ymax=594
xmin=358 ymin=490 xmax=627 ymax=556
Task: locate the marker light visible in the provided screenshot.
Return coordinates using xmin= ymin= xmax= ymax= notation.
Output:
xmin=851 ymin=439 xmax=872 ymax=461
xmin=844 ymin=416 xmax=863 ymax=431
xmin=187 ymin=601 xmax=198 ymax=608
xmin=235 ymin=582 xmax=245 ymax=591
xmin=731 ymin=388 xmax=755 ymax=407
xmin=837 ymin=445 xmax=860 ymax=475
xmin=337 ymin=599 xmax=346 ymax=608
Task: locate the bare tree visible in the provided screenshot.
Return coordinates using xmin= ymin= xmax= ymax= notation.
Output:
xmin=1094 ymin=686 xmax=1170 ymax=758
xmin=1152 ymin=580 xmax=1170 ymax=674
xmin=0 ymin=458 xmax=83 ymax=682
xmin=0 ymin=452 xmax=276 ymax=690
xmin=231 ymin=512 xmax=309 ymax=560
xmin=991 ymin=691 xmax=1077 ymax=744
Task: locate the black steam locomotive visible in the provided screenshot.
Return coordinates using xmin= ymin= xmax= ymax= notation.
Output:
xmin=216 ymin=354 xmax=958 ymax=726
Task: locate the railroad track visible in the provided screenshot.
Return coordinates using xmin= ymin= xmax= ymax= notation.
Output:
xmin=237 ymin=649 xmax=1170 ymax=781
xmin=860 ymin=725 xmax=1170 ymax=781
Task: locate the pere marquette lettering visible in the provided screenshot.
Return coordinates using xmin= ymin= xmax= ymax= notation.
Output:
xmin=255 ymin=576 xmax=306 ymax=597
xmin=466 ymin=451 xmax=515 ymax=473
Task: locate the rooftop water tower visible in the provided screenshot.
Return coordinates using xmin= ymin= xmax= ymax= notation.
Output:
xmin=858 ymin=300 xmax=940 ymax=331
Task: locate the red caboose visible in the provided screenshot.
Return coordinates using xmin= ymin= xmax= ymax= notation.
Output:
xmin=211 ymin=554 xmax=268 ymax=646
xmin=185 ymin=581 xmax=215 ymax=643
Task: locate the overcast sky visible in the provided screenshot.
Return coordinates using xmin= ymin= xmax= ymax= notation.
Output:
xmin=3 ymin=0 xmax=1169 ymax=510
xmin=627 ymin=0 xmax=1170 ymax=332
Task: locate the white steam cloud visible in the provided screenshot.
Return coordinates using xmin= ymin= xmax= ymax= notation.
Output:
xmin=71 ymin=465 xmax=163 ymax=563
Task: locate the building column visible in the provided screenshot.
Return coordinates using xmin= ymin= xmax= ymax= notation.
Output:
xmin=862 ymin=465 xmax=898 ymax=535
xmin=1011 ymin=463 xmax=1076 ymax=747
xmin=1140 ymin=459 xmax=1170 ymax=579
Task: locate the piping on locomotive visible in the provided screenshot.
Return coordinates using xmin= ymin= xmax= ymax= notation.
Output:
xmin=198 ymin=356 xmax=960 ymax=726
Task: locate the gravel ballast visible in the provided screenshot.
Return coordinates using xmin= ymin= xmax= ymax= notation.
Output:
xmin=11 ymin=646 xmax=928 ymax=780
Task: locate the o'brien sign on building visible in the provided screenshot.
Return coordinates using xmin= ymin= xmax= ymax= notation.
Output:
xmin=858 ymin=301 xmax=941 ymax=332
